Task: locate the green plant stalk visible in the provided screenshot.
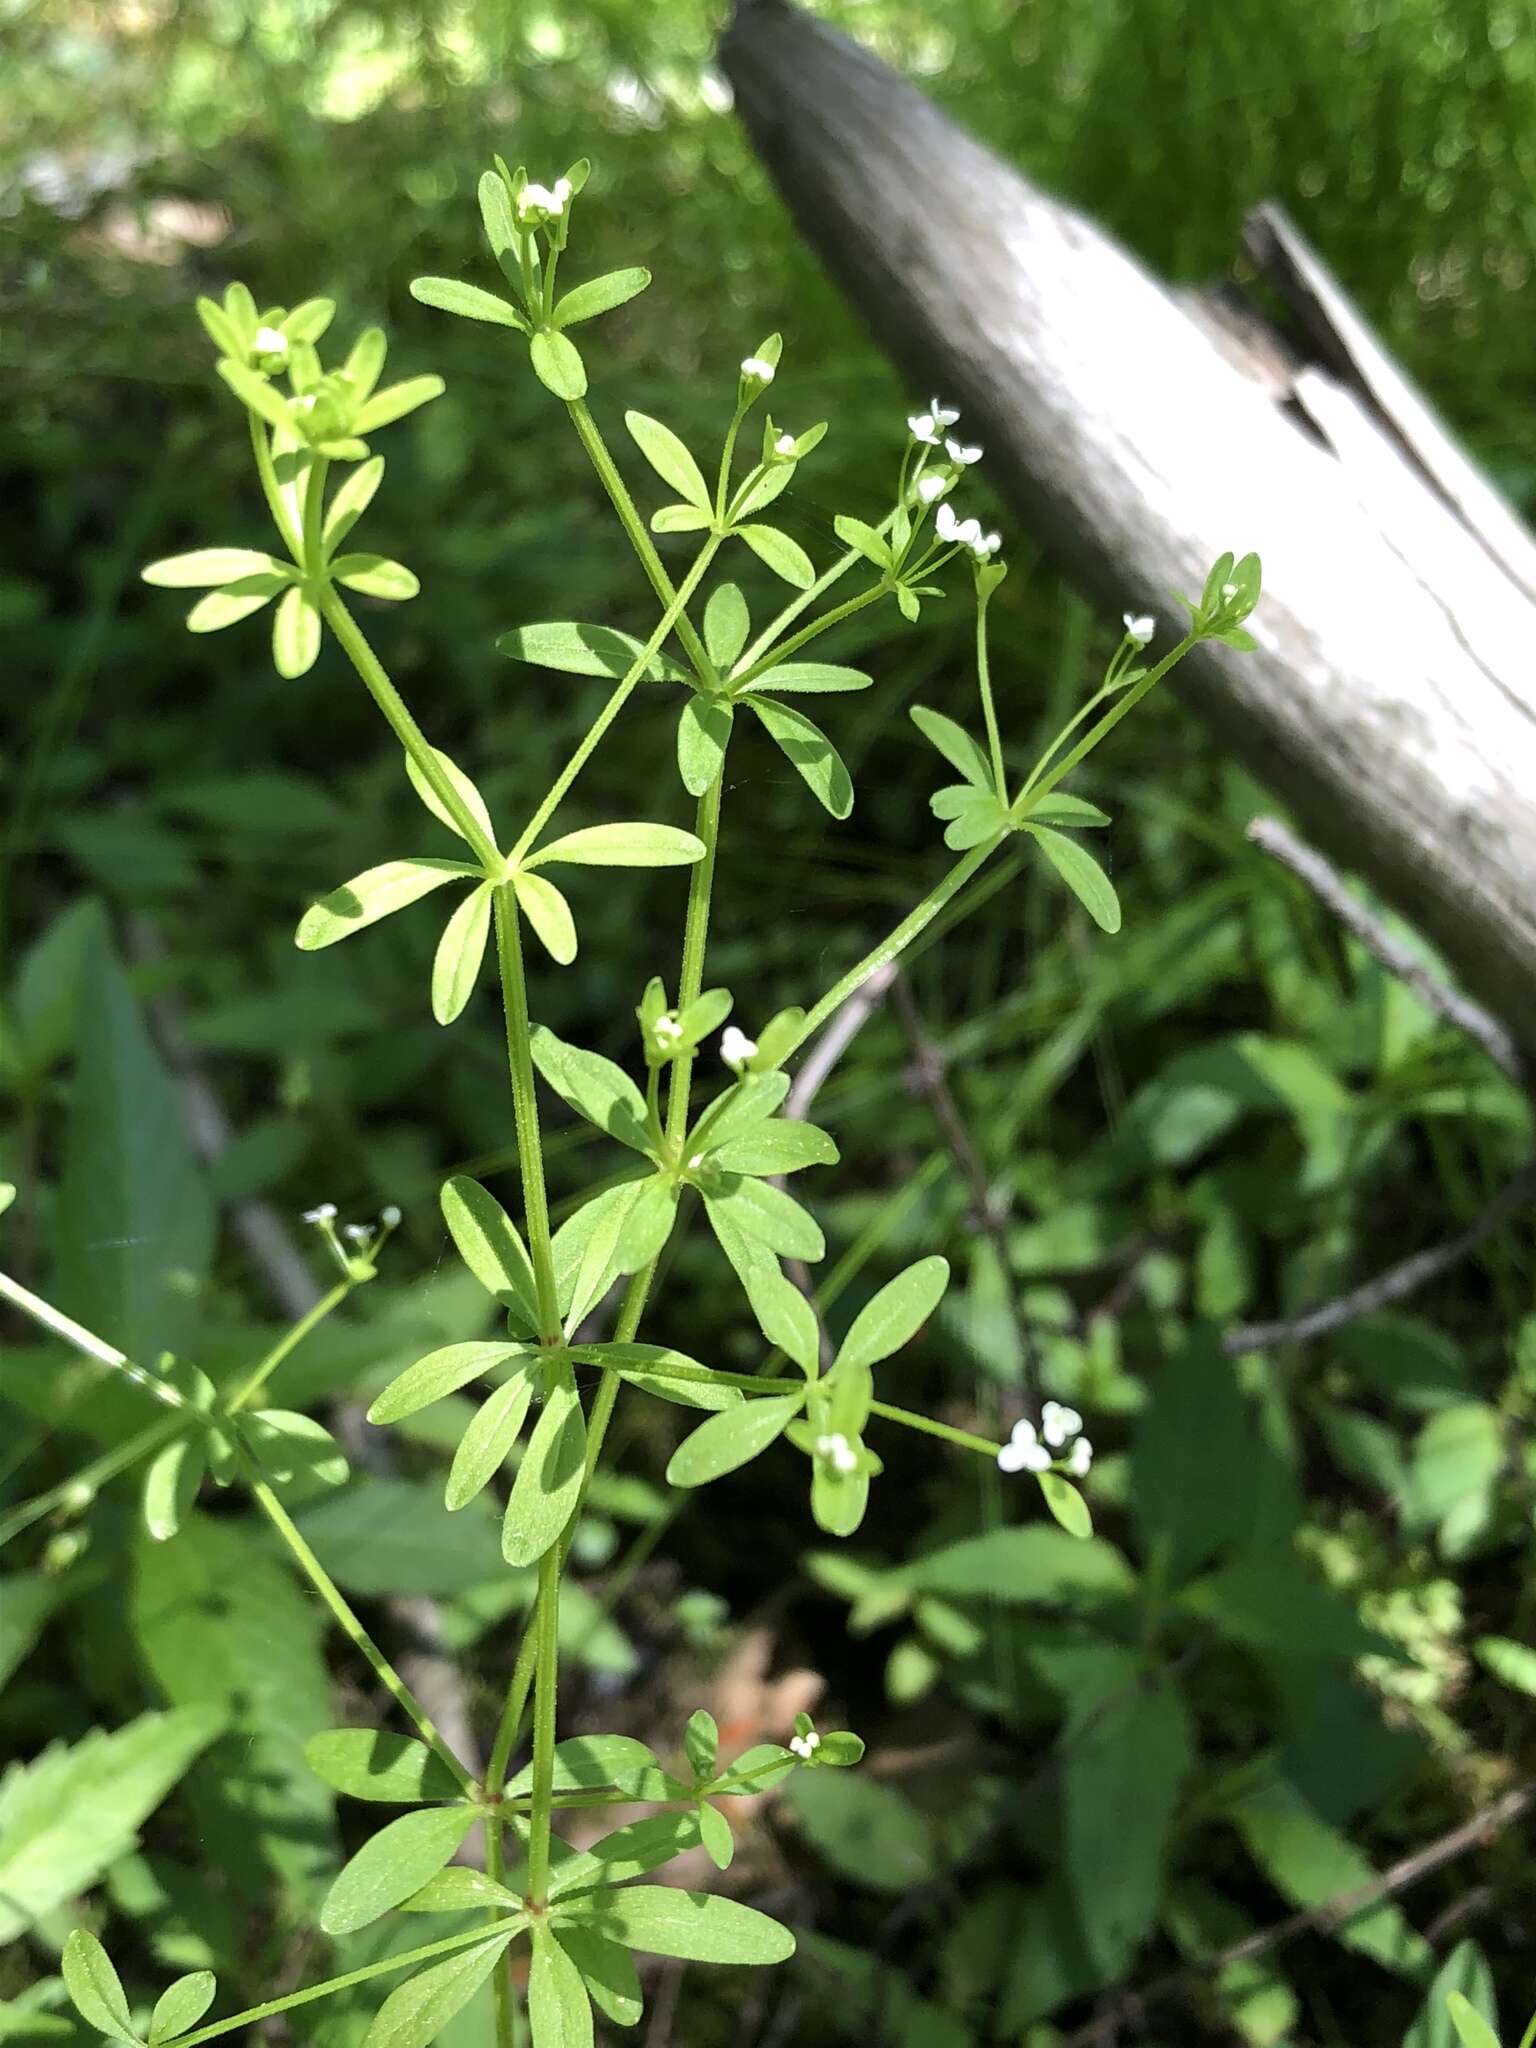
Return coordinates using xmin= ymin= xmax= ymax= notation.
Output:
xmin=729 ymin=584 xmax=885 ymax=691
xmin=248 ymin=413 xmax=302 ymax=558
xmin=247 ymin=1468 xmax=476 ymax=1795
xmin=176 ymin=1920 xmax=522 ymax=2047
xmin=975 ymin=585 xmax=1007 ymax=802
xmin=524 ymin=1542 xmax=563 ymax=1905
xmin=484 ymin=1816 xmax=516 ymax=2047
xmin=224 ymin=1279 xmax=354 ymax=1414
xmin=736 ymin=510 xmax=899 ymax=674
xmin=0 ymin=1268 xmax=192 ymax=1409
xmin=509 ymin=536 xmax=722 ymax=862
xmin=664 ymin=774 xmax=724 ymax=1149
xmin=565 ymin=397 xmax=718 ymax=685
xmin=0 ymin=1413 xmax=184 ymax=1551
xmin=491 ymin=887 xmax=562 ymax=1338
xmin=1025 ymin=633 xmax=1195 ymax=805
xmin=866 ymin=1398 xmax=1000 ymax=1458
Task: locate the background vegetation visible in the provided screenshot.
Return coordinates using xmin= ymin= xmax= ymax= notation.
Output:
xmin=3 ymin=1 xmax=1534 ymax=2042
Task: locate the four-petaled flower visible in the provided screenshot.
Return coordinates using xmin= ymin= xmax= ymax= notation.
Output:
xmin=945 ymin=438 xmax=983 ymax=465
xmin=789 ymin=1730 xmax=821 ymax=1760
xmin=997 ymin=1403 xmax=1094 ymax=1478
xmin=517 ymin=176 xmax=571 ymax=223
xmin=1123 ymin=612 xmax=1155 ymax=645
xmin=740 ymin=355 xmax=776 ymax=384
xmin=907 ymin=397 xmax=961 ymax=443
xmin=720 ymin=1024 xmax=758 ymax=1071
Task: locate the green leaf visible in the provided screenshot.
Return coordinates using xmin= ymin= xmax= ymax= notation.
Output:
xmin=1039 ymin=1471 xmax=1093 ymax=1538
xmin=148 ymin=1972 xmax=216 ymax=2044
xmin=431 ymin=883 xmax=493 ymax=1026
xmin=528 ymin=1926 xmax=593 ymax=2048
xmin=440 ymin=1174 xmax=540 ymax=1328
xmin=624 ymin=410 xmax=711 ymax=511
xmin=834 ymin=1256 xmax=949 ymax=1373
xmin=546 ymin=1812 xmax=703 ymax=1900
xmin=354 ymin=375 xmax=445 ymax=433
xmin=910 ymin=706 xmax=991 ymax=790
xmin=363 ymin=1933 xmax=516 ymax=2048
xmin=1022 ymin=792 xmax=1111 ymax=827
xmin=131 ymin=1518 xmax=334 ymax=1907
xmin=400 ymin=1866 xmax=523 ymax=1913
xmin=556 ymin=1928 xmax=642 ymax=2030
xmin=368 ymin=1341 xmax=528 ymax=1424
xmin=932 ymin=784 xmax=1008 ymax=850
xmin=295 ymin=859 xmax=475 ymax=950
xmin=706 ymin=1178 xmax=824 ymax=1261
xmin=699 ymin=1802 xmax=734 ymax=1870
xmin=832 ymin=514 xmax=891 ymax=568
xmin=0 ymin=1572 xmax=68 ymax=1695
xmin=746 ymin=1265 xmax=822 ymax=1376
xmin=497 ymin=620 xmax=684 ymax=682
xmin=0 ymin=1707 xmax=221 ymax=1942
xmin=529 ymin=823 xmax=705 ymax=869
xmin=553 ymin=267 xmax=650 ymax=327
xmin=737 ymin=523 xmax=815 ymax=589
xmin=504 ymin=1735 xmax=681 ymax=1804
xmin=569 ymin=1339 xmax=737 ymax=1410
xmin=478 ymin=168 xmax=517 ymax=268
xmin=677 ymin=696 xmax=734 ymax=797
xmin=712 ymin=1118 xmax=838 ymax=1175
xmin=1475 ymin=1634 xmax=1536 ymax=1696
xmin=750 ymin=697 xmax=853 ymax=818
xmin=558 ymin=1886 xmax=795 ymax=1964
xmin=530 ymin=1025 xmax=651 ymax=1152
xmin=272 ymin=583 xmax=322 ymax=678
xmin=1447 ymin=1995 xmax=1502 ymax=2048
xmin=216 ymin=359 xmax=292 ymax=428
xmin=783 ymin=1770 xmax=932 ymax=1895
xmin=703 ymin=583 xmax=750 ymax=671
xmin=446 ymin=1369 xmax=537 ymax=1509
xmin=62 ymin=1932 xmax=138 ymax=2043
xmin=665 ymin=1396 xmax=803 ymax=1488
xmin=742 ymin=662 xmax=872 ymax=695
xmin=409 ymin=276 xmax=528 ymax=330
xmin=530 ymin=329 xmax=588 ymax=400
xmin=143 ymin=548 xmax=289 ymax=588
xmin=296 ymin=1477 xmax=503 ymax=1598
xmin=1404 ymin=1943 xmax=1500 ymax=2048
xmin=186 ymin=578 xmax=287 ymax=632
xmin=330 ymin=553 xmax=419 ymax=601
xmin=283 ymin=295 xmax=335 ymax=342
xmin=684 ymin=1710 xmax=718 ymax=1781
xmin=56 ymin=934 xmax=214 ymax=1364
xmin=689 ymin=1071 xmax=791 ymax=1153
xmin=321 ymin=1807 xmax=477 ymax=1936
xmin=651 ymin=503 xmax=712 ymax=533
xmin=304 ymin=1730 xmax=466 ymax=1805
xmin=1029 ymin=826 xmax=1121 ymax=933
xmin=142 ymin=1434 xmax=207 ymax=1543
xmin=901 ymin=1525 xmax=1136 ymax=1605
xmin=513 ymin=871 xmax=578 ymax=965
xmin=503 ymin=1366 xmax=587 ymax=1568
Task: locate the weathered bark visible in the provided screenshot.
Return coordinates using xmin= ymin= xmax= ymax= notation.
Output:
xmin=720 ymin=0 xmax=1536 ymax=1075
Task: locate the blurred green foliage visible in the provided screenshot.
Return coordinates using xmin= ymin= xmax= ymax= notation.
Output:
xmin=3 ymin=1 xmax=1534 ymax=2043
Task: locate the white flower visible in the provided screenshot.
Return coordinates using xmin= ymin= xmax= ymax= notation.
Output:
xmin=344 ymin=1223 xmax=375 ymax=1244
xmin=814 ymin=1432 xmax=858 ymax=1476
xmin=945 ymin=438 xmax=983 ymax=465
xmin=996 ymin=1418 xmax=1051 ymax=1474
xmin=789 ymin=1731 xmax=821 ymax=1760
xmin=253 ymin=324 xmax=288 ymax=359
xmin=516 ymin=178 xmax=569 ymax=222
xmin=774 ymin=432 xmax=797 ymax=456
xmin=1041 ymin=1401 xmax=1083 ymax=1450
xmin=740 ymin=356 xmax=776 ymax=384
xmin=720 ymin=1024 xmax=758 ymax=1069
xmin=916 ymin=472 xmax=949 ymax=504
xmin=907 ymin=412 xmax=940 ymax=445
xmin=303 ymin=1203 xmax=337 ymax=1224
xmin=935 ymin=501 xmax=961 ymax=542
xmin=654 ymin=1014 xmax=683 ymax=1046
xmin=972 ymin=530 xmax=1002 ymax=558
xmin=929 ymin=396 xmax=961 ymax=428
xmin=1067 ymin=1436 xmax=1094 ymax=1478
xmin=1123 ymin=612 xmax=1154 ymax=646
xmin=1221 ymin=582 xmax=1237 ymax=601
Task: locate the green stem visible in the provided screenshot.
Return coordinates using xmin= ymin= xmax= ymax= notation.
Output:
xmin=729 ymin=585 xmax=885 ymax=691
xmin=225 ymin=1281 xmax=353 ymax=1414
xmin=0 ymin=1269 xmax=191 ymax=1411
xmin=176 ymin=1920 xmax=522 ymax=2047
xmin=524 ymin=1545 xmax=562 ymax=1905
xmin=975 ymin=589 xmax=1007 ymax=803
xmin=492 ymin=887 xmax=562 ymax=1339
xmin=317 ymin=587 xmax=503 ymax=873
xmin=664 ymin=774 xmax=724 ymax=1150
xmin=248 ymin=413 xmax=302 ymax=559
xmin=868 ymin=1398 xmax=1000 ymax=1458
xmin=484 ymin=1819 xmax=516 ymax=2047
xmin=0 ymin=1414 xmax=185 ymax=1552
xmin=736 ymin=516 xmax=897 ymax=675
xmin=565 ymin=398 xmax=717 ymax=685
xmin=485 ymin=1613 xmax=540 ymax=1796
xmin=1025 ymin=635 xmax=1195 ymax=805
xmin=248 ymin=1469 xmax=476 ymax=1795
xmin=509 ymin=536 xmax=722 ymax=863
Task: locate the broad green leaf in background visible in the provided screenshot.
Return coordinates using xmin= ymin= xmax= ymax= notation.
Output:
xmin=0 ymin=1707 xmax=221 ymax=1942
xmin=784 ymin=1770 xmax=935 ymax=1895
xmin=56 ymin=933 xmax=216 ymax=1365
xmin=297 ymin=1477 xmax=505 ymax=1598
xmin=901 ymin=1526 xmax=1136 ymax=1605
xmin=0 ymin=1571 xmax=73 ymax=1694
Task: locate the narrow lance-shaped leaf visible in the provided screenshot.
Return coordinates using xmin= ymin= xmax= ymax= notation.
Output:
xmin=440 ymin=1174 xmax=541 ymax=1325
xmin=677 ymin=696 xmax=734 ymax=798
xmin=304 ymin=1729 xmax=466 ymax=1803
xmin=445 ymin=1368 xmax=537 ymax=1510
xmin=910 ymin=705 xmax=992 ymax=789
xmin=368 ymin=1340 xmax=531 ymax=1424
xmin=528 ymin=823 xmax=705 ymax=869
xmin=666 ymin=1395 xmax=804 ymax=1488
xmin=503 ymin=1365 xmax=587 ymax=1568
xmin=295 ymin=859 xmax=475 ymax=950
xmin=625 ymin=410 xmax=711 ymax=512
xmin=320 ymin=1806 xmax=477 ymax=1935
xmin=556 ymin=1886 xmax=796 ymax=1964
xmin=497 ymin=621 xmax=684 ymax=681
xmin=737 ymin=523 xmax=815 ymax=589
xmin=528 ymin=1926 xmax=594 ymax=2048
xmin=323 ymin=457 xmax=385 ymax=552
xmin=362 ymin=1932 xmax=518 ymax=2048
xmin=834 ymin=1256 xmax=950 ymax=1374
xmin=513 ymin=870 xmax=578 ymax=965
xmin=148 ymin=1971 xmax=216 ymax=2044
xmin=410 ymin=275 xmax=528 ymax=331
xmin=143 ymin=548 xmax=291 ymax=588
xmin=62 ymin=1931 xmax=139 ymax=2043
xmin=703 ymin=583 xmax=750 ymax=671
xmin=354 ymin=374 xmax=445 ymax=434
xmin=331 ymin=554 xmax=420 ymax=601
xmin=272 ymin=584 xmax=322 ymax=679
xmin=432 ymin=882 xmax=493 ymax=1026
xmin=1030 ymin=825 xmax=1122 ymax=935
xmin=750 ymin=698 xmax=853 ymax=819
xmin=554 ymin=267 xmax=651 ymax=327
xmin=530 ymin=328 xmax=588 ymax=401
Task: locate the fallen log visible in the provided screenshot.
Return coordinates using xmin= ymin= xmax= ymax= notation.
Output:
xmin=720 ymin=0 xmax=1536 ymax=1078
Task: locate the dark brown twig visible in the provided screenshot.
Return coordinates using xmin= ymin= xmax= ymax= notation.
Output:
xmin=1058 ymin=1780 xmax=1535 ymax=2046
xmin=1247 ymin=817 xmax=1525 ymax=1085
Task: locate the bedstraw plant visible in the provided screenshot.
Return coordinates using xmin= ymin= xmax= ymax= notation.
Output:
xmin=2 ymin=156 xmax=1262 ymax=2047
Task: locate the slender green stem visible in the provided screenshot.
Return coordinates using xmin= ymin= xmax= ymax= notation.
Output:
xmin=249 ymin=413 xmax=302 ymax=559
xmin=0 ymin=1414 xmax=185 ymax=1551
xmin=317 ymin=587 xmax=503 ymax=872
xmin=786 ymin=838 xmax=1003 ymax=1060
xmin=736 ymin=513 xmax=898 ymax=675
xmin=566 ymin=1353 xmax=794 ymax=1396
xmin=484 ymin=1819 xmax=516 ymax=2046
xmin=664 ymin=774 xmax=724 ymax=1149
xmin=485 ymin=1612 xmax=540 ymax=1796
xmin=868 ymin=1398 xmax=1000 ymax=1458
xmin=975 ymin=590 xmax=1007 ymax=802
xmin=225 ymin=1281 xmax=353 ymax=1414
xmin=524 ymin=1545 xmax=562 ymax=1905
xmin=508 ymin=537 xmax=722 ymax=863
xmin=1025 ymin=635 xmax=1195 ymax=806
xmin=492 ymin=888 xmax=561 ymax=1339
xmin=248 ymin=1469 xmax=476 ymax=1795
xmin=565 ymin=398 xmax=717 ymax=685
xmin=301 ymin=454 xmax=330 ymax=579
xmin=0 ymin=1269 xmax=191 ymax=1410
xmin=716 ymin=413 xmax=743 ymax=522
xmin=177 ymin=1920 xmax=522 ymax=2047
xmin=729 ymin=585 xmax=885 ymax=691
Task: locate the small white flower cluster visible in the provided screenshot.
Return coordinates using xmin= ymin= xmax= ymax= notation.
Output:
xmin=936 ymin=501 xmax=1002 ymax=559
xmin=789 ymin=1730 xmax=821 ymax=1760
xmin=720 ymin=1024 xmax=758 ymax=1071
xmin=740 ymin=355 xmax=776 ymax=385
xmin=303 ymin=1202 xmax=337 ymax=1224
xmin=907 ymin=397 xmax=960 ymax=444
xmin=814 ymin=1431 xmax=858 ymax=1475
xmin=653 ymin=1014 xmax=684 ymax=1048
xmin=1123 ymin=612 xmax=1155 ymax=646
xmin=997 ymin=1401 xmax=1092 ymax=1478
xmin=301 ymin=1201 xmax=401 ymax=1272
xmin=517 ymin=176 xmax=571 ymax=224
